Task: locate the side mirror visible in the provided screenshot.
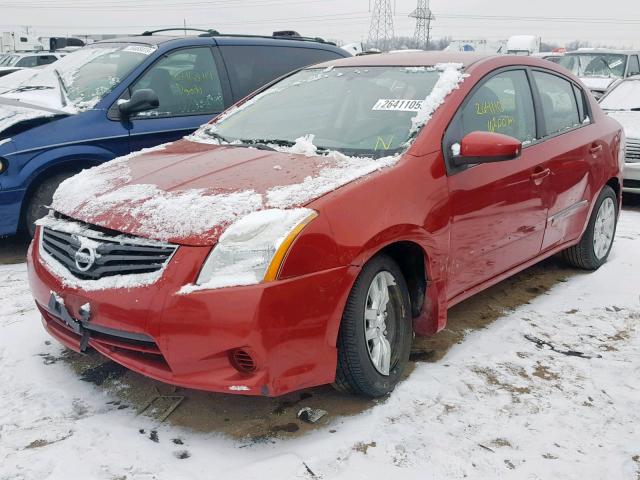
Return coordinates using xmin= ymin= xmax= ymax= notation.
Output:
xmin=452 ymin=131 xmax=522 ymax=167
xmin=118 ymin=89 xmax=159 ymax=117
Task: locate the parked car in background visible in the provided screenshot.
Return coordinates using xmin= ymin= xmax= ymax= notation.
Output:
xmin=600 ymin=76 xmax=640 ymax=194
xmin=0 ymin=52 xmax=64 ymax=77
xmin=27 ymin=52 xmax=623 ymax=398
xmin=558 ymin=49 xmax=640 ymax=98
xmin=534 ymin=52 xmax=564 ymax=64
xmin=0 ymin=29 xmax=350 ymax=237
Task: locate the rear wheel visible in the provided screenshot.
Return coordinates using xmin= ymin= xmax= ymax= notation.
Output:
xmin=563 ymin=185 xmax=618 ymax=270
xmin=25 ymin=172 xmax=76 ymax=237
xmin=334 ymin=255 xmax=412 ymax=397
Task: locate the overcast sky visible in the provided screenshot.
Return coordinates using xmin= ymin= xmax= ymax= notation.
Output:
xmin=1 ymin=0 xmax=638 ymax=48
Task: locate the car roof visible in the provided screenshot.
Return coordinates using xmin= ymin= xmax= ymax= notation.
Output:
xmin=567 ymin=49 xmax=640 ymax=55
xmin=97 ymin=34 xmax=345 ymax=52
xmin=313 ymin=51 xmax=491 ymax=68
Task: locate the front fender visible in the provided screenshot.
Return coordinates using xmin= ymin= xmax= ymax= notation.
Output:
xmin=15 ymin=144 xmax=116 ymax=190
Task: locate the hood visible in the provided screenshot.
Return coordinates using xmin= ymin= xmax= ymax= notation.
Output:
xmin=580 ymin=76 xmax=615 ymax=92
xmin=606 ymin=110 xmax=640 ymax=140
xmin=0 ymin=96 xmax=69 ymax=139
xmin=50 ymin=139 xmax=399 ymax=246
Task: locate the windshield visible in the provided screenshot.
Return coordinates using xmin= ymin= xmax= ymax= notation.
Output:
xmin=4 ymin=43 xmax=154 ymax=110
xmin=559 ymin=53 xmax=627 ymax=78
xmin=201 ymin=66 xmax=443 ymax=157
xmin=600 ymin=80 xmax=640 ymax=110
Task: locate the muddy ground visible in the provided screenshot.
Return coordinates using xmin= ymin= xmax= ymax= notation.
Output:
xmin=3 ymin=196 xmax=639 ymax=443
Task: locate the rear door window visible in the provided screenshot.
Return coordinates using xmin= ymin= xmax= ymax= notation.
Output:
xmin=15 ymin=56 xmax=38 ymax=67
xmin=628 ymin=55 xmax=640 ymax=77
xmin=532 ymin=71 xmax=581 ymax=137
xmin=457 ymin=69 xmax=537 ymax=143
xmin=220 ymin=45 xmax=344 ymax=100
xmin=36 ymin=55 xmax=58 ymax=66
xmin=130 ymin=47 xmax=224 ymax=118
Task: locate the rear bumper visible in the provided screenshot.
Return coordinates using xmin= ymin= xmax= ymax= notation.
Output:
xmin=27 ymin=230 xmax=358 ymax=396
xmin=623 ymin=163 xmax=640 ymax=194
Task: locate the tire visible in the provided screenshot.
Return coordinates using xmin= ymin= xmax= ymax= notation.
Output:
xmin=563 ymin=185 xmax=618 ymax=270
xmin=25 ymin=172 xmax=76 ymax=237
xmin=334 ymin=254 xmax=412 ymax=397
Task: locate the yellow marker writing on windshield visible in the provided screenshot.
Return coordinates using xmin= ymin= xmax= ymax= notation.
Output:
xmin=375 ymin=136 xmax=394 ymax=151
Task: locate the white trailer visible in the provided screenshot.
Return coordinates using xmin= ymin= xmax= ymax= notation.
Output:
xmin=0 ymin=31 xmax=43 ymax=53
xmin=506 ymin=35 xmax=541 ymax=56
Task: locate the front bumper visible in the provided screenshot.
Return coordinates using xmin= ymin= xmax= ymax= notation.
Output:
xmin=27 ymin=230 xmax=358 ymax=396
xmin=0 ymin=188 xmax=25 ymax=237
xmin=623 ymin=162 xmax=640 ymax=194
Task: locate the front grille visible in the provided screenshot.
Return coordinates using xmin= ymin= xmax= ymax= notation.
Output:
xmin=627 ymin=138 xmax=640 ymax=163
xmin=624 ymin=179 xmax=640 ymax=189
xmin=41 ymin=225 xmax=177 ymax=280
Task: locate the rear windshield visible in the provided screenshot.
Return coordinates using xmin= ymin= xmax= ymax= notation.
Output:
xmin=199 ymin=66 xmax=445 ymax=157
xmin=559 ymin=53 xmax=627 ymax=79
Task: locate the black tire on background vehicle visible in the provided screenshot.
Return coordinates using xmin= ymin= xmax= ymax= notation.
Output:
xmin=25 ymin=172 xmax=76 ymax=237
xmin=563 ymin=185 xmax=618 ymax=270
xmin=334 ymin=254 xmax=413 ymax=398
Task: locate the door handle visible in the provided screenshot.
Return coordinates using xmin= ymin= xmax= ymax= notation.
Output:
xmin=589 ymin=144 xmax=603 ymax=155
xmin=531 ymin=168 xmax=551 ymax=185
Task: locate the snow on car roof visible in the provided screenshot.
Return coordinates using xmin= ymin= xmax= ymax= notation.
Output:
xmin=314 ymin=51 xmax=490 ymax=69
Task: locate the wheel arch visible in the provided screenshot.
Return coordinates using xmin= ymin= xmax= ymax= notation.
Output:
xmin=19 ymin=154 xmax=106 ymax=229
xmin=345 ymin=225 xmax=448 ymax=337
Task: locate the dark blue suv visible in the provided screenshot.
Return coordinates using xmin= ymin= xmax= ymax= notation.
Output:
xmin=0 ymin=30 xmax=349 ymax=236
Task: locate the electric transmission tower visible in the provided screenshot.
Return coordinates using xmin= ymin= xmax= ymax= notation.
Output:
xmin=368 ymin=0 xmax=395 ymax=51
xmin=410 ymin=0 xmax=435 ymax=50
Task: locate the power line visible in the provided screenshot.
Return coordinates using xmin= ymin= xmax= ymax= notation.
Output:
xmin=368 ymin=0 xmax=394 ymax=50
xmin=409 ymin=0 xmax=434 ymax=49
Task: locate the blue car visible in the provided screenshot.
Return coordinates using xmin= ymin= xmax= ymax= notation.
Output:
xmin=0 ymin=29 xmax=349 ymax=236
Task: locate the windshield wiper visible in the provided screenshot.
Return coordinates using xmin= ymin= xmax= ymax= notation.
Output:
xmin=205 ymin=130 xmax=230 ymax=143
xmin=52 ymin=68 xmax=69 ymax=108
xmin=3 ymin=85 xmax=54 ymax=94
xmin=631 ymin=107 xmax=640 ymax=111
xmin=204 ymin=131 xmax=277 ymax=151
xmin=239 ymin=142 xmax=277 ymax=151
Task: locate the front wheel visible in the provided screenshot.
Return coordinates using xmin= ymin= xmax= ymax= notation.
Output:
xmin=563 ymin=185 xmax=618 ymax=270
xmin=334 ymin=255 xmax=412 ymax=397
xmin=25 ymin=172 xmax=76 ymax=237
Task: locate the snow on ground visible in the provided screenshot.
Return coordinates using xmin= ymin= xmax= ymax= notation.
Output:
xmin=1 ymin=210 xmax=639 ymax=480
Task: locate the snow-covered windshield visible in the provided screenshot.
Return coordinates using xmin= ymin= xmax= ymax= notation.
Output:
xmin=4 ymin=43 xmax=154 ymax=111
xmin=600 ymin=80 xmax=640 ymax=111
xmin=559 ymin=53 xmax=627 ymax=79
xmin=202 ymin=66 xmax=443 ymax=157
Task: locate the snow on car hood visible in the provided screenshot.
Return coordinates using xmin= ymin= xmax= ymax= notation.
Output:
xmin=580 ymin=77 xmax=615 ymax=92
xmin=0 ymin=97 xmax=67 ymax=137
xmin=50 ymin=140 xmax=399 ymax=246
xmin=606 ymin=110 xmax=640 ymax=140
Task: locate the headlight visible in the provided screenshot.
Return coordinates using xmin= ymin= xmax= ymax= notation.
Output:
xmin=0 ymin=157 xmax=7 ymax=175
xmin=194 ymin=208 xmax=318 ymax=289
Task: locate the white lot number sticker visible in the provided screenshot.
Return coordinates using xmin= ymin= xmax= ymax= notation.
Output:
xmin=372 ymin=99 xmax=424 ymax=112
xmin=123 ymin=45 xmax=157 ymax=56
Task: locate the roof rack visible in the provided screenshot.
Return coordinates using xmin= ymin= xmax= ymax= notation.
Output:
xmin=141 ymin=28 xmax=220 ymax=37
xmin=138 ymin=28 xmax=335 ymax=46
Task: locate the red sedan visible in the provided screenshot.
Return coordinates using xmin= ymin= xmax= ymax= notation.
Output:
xmin=27 ymin=52 xmax=624 ymax=397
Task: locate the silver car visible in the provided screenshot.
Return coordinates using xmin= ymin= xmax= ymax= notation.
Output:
xmin=600 ymin=76 xmax=640 ymax=194
xmin=559 ymin=49 xmax=640 ymax=98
